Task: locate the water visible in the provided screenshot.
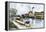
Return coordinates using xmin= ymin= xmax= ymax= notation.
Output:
xmin=23 ymin=18 xmax=44 ymax=28
xmin=32 ymin=19 xmax=44 ymax=28
xmin=10 ymin=17 xmax=44 ymax=28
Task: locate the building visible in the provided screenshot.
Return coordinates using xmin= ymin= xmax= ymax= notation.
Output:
xmin=34 ymin=11 xmax=44 ymax=19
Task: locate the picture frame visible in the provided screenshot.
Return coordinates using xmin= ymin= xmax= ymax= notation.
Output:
xmin=5 ymin=1 xmax=45 ymax=31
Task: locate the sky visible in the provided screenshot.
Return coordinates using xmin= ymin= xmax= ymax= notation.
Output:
xmin=9 ymin=3 xmax=44 ymax=15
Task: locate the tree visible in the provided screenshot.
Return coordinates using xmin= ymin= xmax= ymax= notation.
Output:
xmin=9 ymin=8 xmax=17 ymax=17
